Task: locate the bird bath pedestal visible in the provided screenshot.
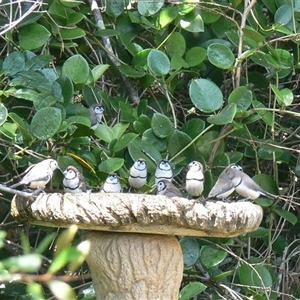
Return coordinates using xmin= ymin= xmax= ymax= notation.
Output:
xmin=11 ymin=193 xmax=263 ymax=300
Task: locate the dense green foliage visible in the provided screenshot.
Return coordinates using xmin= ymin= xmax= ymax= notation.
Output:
xmin=0 ymin=0 xmax=300 ymax=299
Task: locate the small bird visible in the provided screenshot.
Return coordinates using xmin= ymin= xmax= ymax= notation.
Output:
xmin=154 ymin=159 xmax=173 ymax=184
xmin=208 ymin=163 xmax=267 ymax=200
xmin=89 ymin=104 xmax=104 ymax=130
xmin=185 ymin=161 xmax=204 ymax=197
xmin=101 ymin=173 xmax=122 ymax=193
xmin=208 ymin=164 xmax=237 ymax=199
xmin=11 ymin=159 xmax=59 ymax=189
xmin=229 ymin=166 xmax=267 ymax=200
xmin=156 ymin=179 xmax=182 ymax=198
xmin=128 ymin=158 xmax=147 ymax=189
xmin=63 ymin=166 xmax=91 ymax=193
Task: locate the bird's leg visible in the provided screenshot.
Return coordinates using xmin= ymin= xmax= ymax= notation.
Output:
xmin=237 ymin=197 xmax=251 ymax=202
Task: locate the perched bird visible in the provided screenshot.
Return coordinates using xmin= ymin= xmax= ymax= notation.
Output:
xmin=229 ymin=166 xmax=267 ymax=200
xmin=185 ymin=161 xmax=204 ymax=197
xmin=128 ymin=158 xmax=147 ymax=189
xmin=208 ymin=163 xmax=266 ymax=200
xmin=63 ymin=166 xmax=91 ymax=193
xmin=208 ymin=164 xmax=237 ymax=199
xmin=101 ymin=173 xmax=122 ymax=193
xmin=156 ymin=179 xmax=182 ymax=198
xmin=89 ymin=104 xmax=104 ymax=130
xmin=10 ymin=159 xmax=59 ymax=189
xmin=154 ymin=159 xmax=173 ymax=184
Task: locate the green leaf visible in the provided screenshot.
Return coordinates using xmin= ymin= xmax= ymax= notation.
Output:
xmin=168 ymin=130 xmax=195 ymax=160
xmin=62 ymin=54 xmax=90 ymax=84
xmin=112 ymin=123 xmax=130 ymax=139
xmin=147 ymin=49 xmax=171 ymax=76
xmin=228 ymin=86 xmax=252 ymax=112
xmin=180 ymin=12 xmax=204 ymax=32
xmin=3 ymin=51 xmax=25 ymax=76
xmin=157 ymin=6 xmax=178 ymax=28
xmin=238 ymin=262 xmax=272 ymax=289
xmin=181 ymin=118 xmax=205 ymax=139
xmin=114 ymin=133 xmax=139 ymax=153
xmin=119 ymin=65 xmax=146 ymax=78
xmin=56 ymin=76 xmax=74 ymax=106
xmin=94 ymin=124 xmax=115 ymax=143
xmin=91 ymin=64 xmax=110 ymax=82
xmin=185 ymin=47 xmax=207 ymax=67
xmin=166 ymin=32 xmax=186 ymax=57
xmin=274 ymin=4 xmax=293 ymax=25
xmin=106 ymin=0 xmax=124 ymax=16
xmin=151 ymin=113 xmax=173 ymax=138
xmin=280 ymin=88 xmax=293 ymax=106
xmin=199 ymin=245 xmax=227 ymax=269
xmin=133 ymin=115 xmax=151 ymax=134
xmin=180 ymin=237 xmax=200 ymax=267
xmin=0 ymin=104 xmax=8 ymax=126
xmin=30 ymin=107 xmax=62 ymax=140
xmin=19 ymin=24 xmax=51 ymax=50
xmin=179 ymin=282 xmax=207 ymax=300
xmin=8 ymin=112 xmax=31 ymax=141
xmin=48 ymin=280 xmax=76 ymax=300
xmin=3 ymin=254 xmax=42 ymax=272
xmin=27 ymin=282 xmax=44 ymax=300
xmin=274 ymin=208 xmax=297 ymax=225
xmin=207 ymin=43 xmax=235 ymax=69
xmin=138 ymin=0 xmax=164 ymax=16
xmin=242 ymin=27 xmax=265 ymax=43
xmin=60 ymin=28 xmax=86 ymax=40
xmin=189 ymin=78 xmax=223 ymax=113
xmin=128 ymin=138 xmax=161 ymax=173
xmin=25 ymin=55 xmax=54 ymax=71
xmin=98 ymin=158 xmax=124 ymax=173
xmin=252 ymin=174 xmax=279 ymax=195
xmin=207 ymin=103 xmax=237 ymax=125
xmin=143 ymin=129 xmax=167 ymax=152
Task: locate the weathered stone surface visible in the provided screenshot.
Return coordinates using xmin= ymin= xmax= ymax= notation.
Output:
xmin=86 ymin=232 xmax=183 ymax=300
xmin=11 ymin=193 xmax=263 ymax=237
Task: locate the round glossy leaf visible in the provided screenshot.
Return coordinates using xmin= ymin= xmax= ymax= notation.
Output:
xmin=275 ymin=4 xmax=293 ymax=25
xmin=238 ymin=263 xmax=272 ymax=289
xmin=106 ymin=0 xmax=124 ymax=16
xmin=60 ymin=28 xmax=86 ymax=40
xmin=19 ymin=24 xmax=51 ymax=50
xmin=189 ymin=78 xmax=223 ymax=113
xmin=94 ymin=125 xmax=114 ymax=143
xmin=3 ymin=51 xmax=25 ymax=76
xmin=179 ymin=282 xmax=207 ymax=300
xmin=253 ymin=174 xmax=279 ymax=194
xmin=185 ymin=47 xmax=207 ymax=67
xmin=128 ymin=138 xmax=161 ymax=173
xmin=92 ymin=64 xmax=110 ymax=82
xmin=147 ymin=49 xmax=170 ymax=76
xmin=157 ymin=6 xmax=178 ymax=28
xmin=280 ymin=88 xmax=293 ymax=106
xmin=166 ymin=32 xmax=186 ymax=57
xmin=180 ymin=13 xmax=204 ymax=32
xmin=181 ymin=118 xmax=205 ymax=139
xmin=151 ymin=113 xmax=173 ymax=138
xmin=138 ymin=0 xmax=164 ymax=16
xmin=30 ymin=107 xmax=62 ymax=140
xmin=62 ymin=55 xmax=89 ymax=84
xmin=201 ymin=9 xmax=221 ymax=24
xmin=207 ymin=43 xmax=235 ymax=69
xmin=207 ymin=103 xmax=237 ymax=125
xmin=228 ymin=86 xmax=252 ymax=112
xmin=180 ymin=237 xmax=200 ymax=267
xmin=142 ymin=129 xmax=167 ymax=152
xmin=200 ymin=245 xmax=227 ymax=269
xmin=0 ymin=104 xmax=8 ymax=126
xmin=168 ymin=130 xmax=195 ymax=160
xmin=133 ymin=49 xmax=151 ymax=70
xmin=98 ymin=158 xmax=124 ymax=173
xmin=114 ymin=133 xmax=139 ymax=153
